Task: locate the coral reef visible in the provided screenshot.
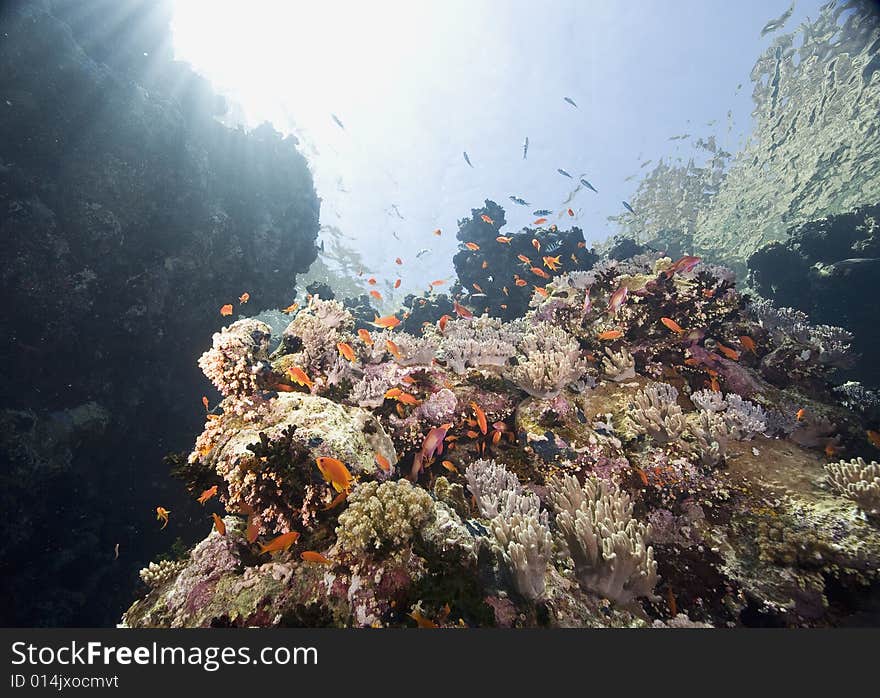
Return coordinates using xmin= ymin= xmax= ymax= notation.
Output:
xmin=824 ymin=458 xmax=880 ymax=520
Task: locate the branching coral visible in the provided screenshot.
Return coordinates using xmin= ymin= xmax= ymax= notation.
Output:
xmin=824 ymin=458 xmax=880 ymax=519
xmin=434 ymin=316 xmax=518 ymax=374
xmin=504 ymin=321 xmax=588 ymax=398
xmin=198 ymin=319 xmax=272 ymax=398
xmin=690 ymin=390 xmax=767 ymax=440
xmin=627 ymin=382 xmax=686 ymax=445
xmin=548 ymin=474 xmax=657 ymax=605
xmin=139 ymin=559 xmax=186 ymax=589
xmin=489 ymin=511 xmax=553 ymax=601
xmin=465 ymin=458 xmax=538 ymax=518
xmin=602 ymin=346 xmax=636 ymax=382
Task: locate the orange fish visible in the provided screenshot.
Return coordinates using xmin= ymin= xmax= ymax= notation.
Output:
xmin=453 ymin=300 xmax=474 ymax=318
xmin=281 ymin=302 xmax=299 ymax=314
xmin=211 ymin=513 xmax=226 ymax=536
xmin=533 ymin=218 xmax=547 ymax=225
xmin=288 ymin=366 xmax=314 ymax=390
xmin=259 ymin=531 xmax=300 ymax=555
xmin=395 ymin=257 xmax=403 ymax=265
xmin=660 ymin=317 xmax=684 ymax=334
xmin=567 ymin=208 xmax=574 ymax=216
xmin=371 ymin=314 xmax=401 ymax=330
xmin=543 ymin=255 xmax=562 ymax=271
xmin=384 ymin=387 xmax=402 ymax=399
xmin=395 ymin=392 xmax=420 ymax=406
xmin=465 ymin=242 xmax=481 ymax=251
xmin=368 ymin=277 xmax=377 ymax=285
xmin=197 ymin=485 xmax=218 ymax=505
xmin=530 ymin=267 xmax=550 ymax=279
xmin=471 ymin=401 xmax=488 ymax=434
xmin=709 ymin=375 xmax=720 ymax=392
xmin=201 ymin=395 xmax=210 ymax=412
xmin=239 ymin=292 xmax=250 ymax=304
xmin=438 ymin=314 xmax=451 ymax=332
xmin=515 ymin=278 xmax=527 ymax=287
xmin=472 ymin=283 xmax=484 ymax=293
xmin=491 ymin=430 xmax=501 ymax=446
xmin=496 ymin=236 xmax=512 ymax=244
xmin=532 ymin=238 xmax=541 ymax=251
xmin=300 ymin=551 xmax=332 ymax=565
xmin=375 ymin=453 xmax=391 ymax=472
xmin=358 ymin=329 xmax=373 ymax=346
xmin=441 ymin=460 xmax=458 ymax=473
xmin=156 ymin=506 xmax=170 ymax=529
xmin=867 ymin=430 xmax=880 ymax=448
xmin=370 ymin=290 xmax=383 ymax=301
xmin=517 ymin=254 xmax=532 ymax=264
xmin=409 ymin=609 xmax=438 ymax=628
xmin=337 ymin=342 xmax=357 ymax=363
xmin=702 ymin=289 xmax=716 ymax=299
xmin=597 ymin=329 xmax=623 ymax=341
xmin=220 ymin=304 xmax=233 ymax=317
xmin=796 ymin=408 xmax=806 ymax=421
xmin=716 ymin=343 xmax=740 ymax=361
xmin=634 ymin=467 xmax=649 ymax=487
xmin=533 ymin=286 xmax=548 ymax=297
xmin=323 ymin=490 xmax=348 ymax=511
xmin=824 ymin=442 xmax=839 ymax=458
xmin=482 ymin=260 xmax=488 ymax=269
xmin=431 ymin=280 xmax=446 ymax=287
xmin=386 ymin=339 xmax=402 ymax=359
xmin=480 ymin=215 xmax=494 ymax=225
xmin=394 ymin=278 xmax=401 ymax=289
xmin=433 ymin=228 xmax=442 ymax=236
xmin=246 ymin=512 xmax=260 ymax=544
xmin=316 ymin=457 xmax=353 ymax=492
xmin=739 ymin=336 xmax=757 ymax=354
xmin=466 ymin=430 xmax=480 ymax=439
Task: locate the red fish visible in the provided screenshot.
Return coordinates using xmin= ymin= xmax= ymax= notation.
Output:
xmin=368 ymin=277 xmax=377 ymax=285
xmin=716 ymin=343 xmax=740 ymax=361
xmin=471 ymin=401 xmax=488 ymax=435
xmin=197 ymin=485 xmax=218 ymax=505
xmin=220 ymin=304 xmax=233 ymax=317
xmin=567 ymin=208 xmax=574 ymax=216
xmin=375 ymin=453 xmax=391 ymax=472
xmin=533 ymin=218 xmax=547 ymax=225
xmin=395 ymin=257 xmax=403 ymax=265
xmin=665 ymin=255 xmax=701 ymax=278
xmin=480 ymin=215 xmax=494 ymax=225
xmin=532 ymin=238 xmax=541 ymax=251
xmin=281 ymin=302 xmax=299 ymax=314
xmin=660 ymin=317 xmax=684 ymax=334
xmin=533 ymin=286 xmax=548 ymax=297
xmin=316 ymin=457 xmax=353 ymax=492
xmin=517 ymin=254 xmax=532 ymax=264
xmin=337 ymin=342 xmax=357 ymax=362
xmin=358 ymin=329 xmax=373 ymax=346
xmin=597 ymin=329 xmax=623 ymax=341
xmin=739 ymin=336 xmax=757 ymax=354
xmin=438 ymin=314 xmax=451 ymax=332
xmin=300 ymin=551 xmax=332 ymax=565
xmin=370 ymin=290 xmax=383 ymax=301
xmin=496 ymin=236 xmax=512 ymax=244
xmin=867 ymin=430 xmax=880 ymax=448
xmin=465 ymin=242 xmax=481 ymax=251
xmin=201 ymin=396 xmax=210 ymax=412
xmin=530 ymin=267 xmax=550 ymax=279
xmin=239 ymin=292 xmax=250 ymax=304
xmin=288 ymin=366 xmax=314 ymax=390
xmin=386 ymin=339 xmax=402 ymax=359
xmin=394 ymin=279 xmax=401 ymax=288
xmin=433 ymin=229 xmax=442 ymax=236
xmin=371 ymin=314 xmax=401 ymax=330
xmin=259 ymin=531 xmax=300 ymax=555
xmin=453 ymin=300 xmax=474 ymax=318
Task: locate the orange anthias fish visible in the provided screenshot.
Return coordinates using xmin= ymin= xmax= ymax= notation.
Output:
xmin=433 ymin=228 xmax=442 ymax=236
xmin=514 ymin=278 xmax=527 ymax=287
xmin=453 ymin=300 xmax=474 ymax=318
xmin=796 ymin=408 xmax=807 ymax=421
xmin=394 ymin=279 xmax=401 ymax=288
xmin=480 ymin=214 xmax=494 ymax=225
xmin=371 ymin=314 xmax=401 ymax=330
xmin=567 ymin=208 xmax=574 ymax=217
xmin=395 ymin=257 xmax=403 ymax=265
xmin=530 ymin=266 xmax=550 ymax=279
xmin=482 ymin=260 xmax=488 ymax=269
xmin=337 ymin=342 xmax=357 ymax=363
xmin=239 ymin=292 xmax=250 ymax=304
xmin=533 ymin=218 xmax=547 ymax=225
xmin=300 ymin=551 xmax=332 ymax=565
xmin=370 ymin=290 xmax=383 ymax=301
xmin=375 ymin=452 xmax=391 ymax=472
xmin=156 ymin=507 xmax=170 ymax=529
xmin=395 ymin=392 xmax=420 ymax=406
xmin=246 ymin=512 xmax=260 ymax=544
xmin=665 ymin=255 xmax=702 ymax=278
xmin=716 ymin=343 xmax=740 ymax=361
xmin=288 ymin=366 xmax=314 ymax=390
xmin=197 ymin=485 xmax=218 ymax=505
xmin=597 ymin=329 xmax=623 ymax=341
xmin=358 ymin=329 xmax=373 ymax=346
xmin=532 ymin=238 xmax=541 ymax=251
xmin=211 ymin=513 xmax=226 ymax=536
xmin=386 ymin=339 xmax=402 ymax=359
xmin=517 ymin=254 xmax=532 ymax=264
xmin=316 ymin=457 xmax=353 ymax=492
xmin=385 ymin=387 xmax=402 ymax=399
xmin=709 ymin=375 xmax=721 ymax=392
xmin=259 ymin=531 xmax=300 ymax=555
xmin=431 ymin=280 xmax=446 ymax=287
xmin=465 ymin=242 xmax=481 ymax=251
xmin=543 ymin=255 xmax=562 ymax=271
xmin=660 ymin=317 xmax=685 ymax=334
xmin=441 ymin=460 xmax=458 ymax=473
xmin=368 ymin=277 xmax=377 ymax=285
xmin=220 ymin=304 xmax=233 ymax=317
xmin=867 ymin=430 xmax=880 ymax=448
xmin=281 ymin=302 xmax=299 ymax=314
xmin=438 ymin=314 xmax=451 ymax=332
xmin=496 ymin=236 xmax=512 ymax=244
xmin=471 ymin=282 xmax=483 ymax=293
xmin=409 ymin=609 xmax=438 ymax=628
xmin=739 ymin=336 xmax=757 ymax=354
xmin=471 ymin=401 xmax=488 ymax=435
xmin=533 ymin=286 xmax=548 ymax=297
xmin=323 ymin=490 xmax=348 ymax=511
xmin=202 ymin=395 xmax=210 ymax=412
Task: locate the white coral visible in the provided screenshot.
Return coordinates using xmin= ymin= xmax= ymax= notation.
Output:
xmin=627 ymin=382 xmax=686 ymax=444
xmin=490 ymin=511 xmax=553 ymax=601
xmin=548 ymin=474 xmax=658 ymax=605
xmin=504 ymin=322 xmax=588 ymax=398
xmin=825 ymin=457 xmax=880 ymax=519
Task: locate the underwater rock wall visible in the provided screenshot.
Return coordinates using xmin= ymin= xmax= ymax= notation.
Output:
xmin=0 ymin=0 xmax=319 ymax=625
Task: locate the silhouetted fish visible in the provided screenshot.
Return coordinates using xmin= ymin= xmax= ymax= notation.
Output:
xmin=533 ymin=209 xmax=552 ymax=216
xmin=564 ymin=96 xmax=578 ymax=108
xmin=509 ymin=196 xmax=530 ymax=206
xmin=622 ymin=201 xmax=636 ymax=214
xmin=523 ymin=136 xmax=529 ymax=160
xmin=331 ymin=113 xmax=345 ymax=130
xmin=579 ymin=178 xmax=598 ymax=193
xmin=557 ymin=168 xmax=572 ymax=178
xmin=463 ymin=151 xmax=473 ymax=167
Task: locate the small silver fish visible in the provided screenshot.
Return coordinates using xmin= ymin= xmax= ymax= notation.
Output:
xmin=622 ymin=201 xmax=636 ymax=214
xmin=564 ymin=96 xmax=578 ymax=108
xmin=579 ymin=178 xmax=598 ymax=193
xmin=522 ymin=136 xmax=529 ymax=160
xmin=557 ymin=168 xmax=572 ymax=178
xmin=509 ymin=196 xmax=530 ymax=206
xmin=533 ymin=209 xmax=552 ymax=216
xmin=416 ymin=248 xmax=431 ymax=258
xmin=463 ymin=151 xmax=473 ymax=167
xmin=331 ymin=113 xmax=345 ymax=130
